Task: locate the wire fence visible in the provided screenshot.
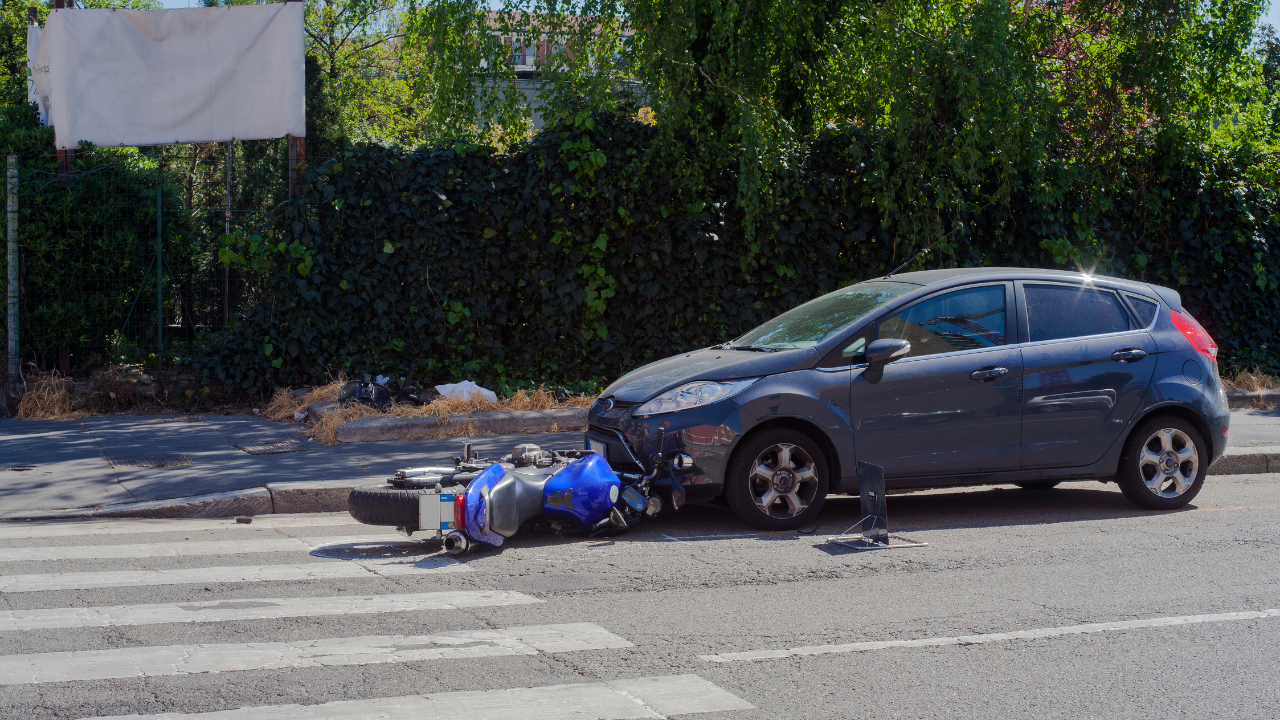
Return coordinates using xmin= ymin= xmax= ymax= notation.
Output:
xmin=7 ymin=141 xmax=306 ymax=381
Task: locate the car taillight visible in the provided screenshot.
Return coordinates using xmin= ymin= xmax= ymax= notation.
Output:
xmin=453 ymin=493 xmax=466 ymax=532
xmin=1170 ymin=309 xmax=1218 ymax=364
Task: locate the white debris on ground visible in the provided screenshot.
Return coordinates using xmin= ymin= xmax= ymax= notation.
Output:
xmin=434 ymin=381 xmax=498 ymax=403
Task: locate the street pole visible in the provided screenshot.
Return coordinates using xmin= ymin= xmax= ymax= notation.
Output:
xmin=6 ymin=154 xmax=18 ymax=415
xmin=156 ymin=162 xmax=164 ymax=400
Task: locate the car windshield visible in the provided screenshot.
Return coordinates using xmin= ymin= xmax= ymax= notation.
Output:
xmin=731 ymin=281 xmax=917 ymax=350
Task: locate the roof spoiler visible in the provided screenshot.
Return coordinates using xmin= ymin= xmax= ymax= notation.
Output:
xmin=1148 ymin=284 xmax=1182 ymax=312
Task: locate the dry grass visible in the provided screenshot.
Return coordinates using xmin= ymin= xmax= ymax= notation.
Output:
xmin=83 ymin=368 xmax=142 ymax=413
xmin=304 ymin=401 xmax=403 ymax=445
xmin=1222 ymin=368 xmax=1280 ymax=393
xmin=286 ymin=384 xmax=597 ymax=445
xmin=263 ymin=377 xmax=347 ymax=421
xmin=15 ymin=371 xmax=83 ymax=420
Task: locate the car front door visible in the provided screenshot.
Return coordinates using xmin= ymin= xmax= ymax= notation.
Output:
xmin=849 ymin=283 xmax=1024 ymax=479
xmin=1018 ymin=282 xmax=1159 ymax=470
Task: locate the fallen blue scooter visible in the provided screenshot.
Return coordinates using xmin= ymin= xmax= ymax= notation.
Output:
xmin=347 ymin=429 xmax=691 ymax=555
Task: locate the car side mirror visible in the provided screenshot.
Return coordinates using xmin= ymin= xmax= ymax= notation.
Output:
xmin=865 ymin=338 xmax=911 ymax=366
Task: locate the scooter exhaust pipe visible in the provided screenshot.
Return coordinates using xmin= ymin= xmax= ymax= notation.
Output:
xmin=443 ymin=531 xmax=471 ymax=556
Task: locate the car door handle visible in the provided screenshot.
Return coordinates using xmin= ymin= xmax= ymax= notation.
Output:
xmin=1111 ymin=348 xmax=1148 ymax=363
xmin=970 ymin=367 xmax=1009 ymax=381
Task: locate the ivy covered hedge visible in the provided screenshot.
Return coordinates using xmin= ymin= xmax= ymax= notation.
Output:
xmin=195 ymin=112 xmax=1280 ymax=393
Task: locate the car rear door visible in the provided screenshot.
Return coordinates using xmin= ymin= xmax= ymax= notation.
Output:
xmin=848 ymin=282 xmax=1024 ymax=478
xmin=1017 ymin=281 xmax=1159 ymax=470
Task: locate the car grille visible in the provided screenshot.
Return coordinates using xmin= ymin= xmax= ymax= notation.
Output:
xmin=586 ymin=424 xmax=643 ymax=471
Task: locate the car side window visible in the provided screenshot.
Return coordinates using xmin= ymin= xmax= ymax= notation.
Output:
xmin=818 ymin=328 xmax=871 ymax=367
xmin=1125 ymin=294 xmax=1159 ymax=327
xmin=1025 ymin=284 xmax=1132 ymax=342
xmin=878 ymin=285 xmax=1007 ymax=359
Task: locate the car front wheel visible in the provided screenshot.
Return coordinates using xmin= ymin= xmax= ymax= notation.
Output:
xmin=725 ymin=428 xmax=830 ymax=530
xmin=1116 ymin=415 xmax=1207 ymax=510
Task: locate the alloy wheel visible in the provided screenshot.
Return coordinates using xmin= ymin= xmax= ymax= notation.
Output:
xmin=748 ymin=442 xmax=819 ymax=519
xmin=1138 ymin=427 xmax=1199 ymax=498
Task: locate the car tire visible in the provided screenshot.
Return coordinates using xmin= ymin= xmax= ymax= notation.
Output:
xmin=1016 ymin=482 xmax=1061 ymax=491
xmin=347 ymin=485 xmax=434 ymax=529
xmin=725 ymin=428 xmax=830 ymax=531
xmin=1116 ymin=415 xmax=1208 ymax=510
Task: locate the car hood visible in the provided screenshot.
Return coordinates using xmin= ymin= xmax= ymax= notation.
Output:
xmin=602 ymin=347 xmax=818 ymax=403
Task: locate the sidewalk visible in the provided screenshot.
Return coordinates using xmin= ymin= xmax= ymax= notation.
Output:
xmin=2 ymin=409 xmax=1277 ymax=521
xmin=0 ymin=413 xmax=581 ymax=520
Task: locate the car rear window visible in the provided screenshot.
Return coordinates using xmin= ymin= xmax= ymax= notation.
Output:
xmin=878 ymin=285 xmax=1007 ymax=358
xmin=1126 ymin=294 xmax=1159 ymax=327
xmin=1025 ymin=284 xmax=1132 ymax=342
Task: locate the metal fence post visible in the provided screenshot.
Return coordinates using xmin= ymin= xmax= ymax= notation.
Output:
xmin=224 ymin=140 xmax=232 ymax=327
xmin=156 ymin=162 xmax=164 ymax=399
xmin=5 ymin=154 xmax=18 ymax=415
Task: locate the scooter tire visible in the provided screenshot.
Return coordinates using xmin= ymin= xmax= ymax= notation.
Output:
xmin=348 ymin=485 xmax=435 ymax=529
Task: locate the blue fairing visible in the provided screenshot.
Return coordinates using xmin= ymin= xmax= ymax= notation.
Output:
xmin=464 ymin=463 xmax=507 ymax=547
xmin=542 ymin=454 xmax=621 ymax=528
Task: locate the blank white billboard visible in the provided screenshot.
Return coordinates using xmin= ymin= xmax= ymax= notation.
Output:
xmin=32 ymin=3 xmax=304 ymax=149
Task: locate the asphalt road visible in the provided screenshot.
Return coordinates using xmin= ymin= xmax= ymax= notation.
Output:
xmin=0 ymin=473 xmax=1277 ymax=719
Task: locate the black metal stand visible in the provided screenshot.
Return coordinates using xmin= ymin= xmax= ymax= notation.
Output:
xmin=829 ymin=462 xmax=928 ymax=551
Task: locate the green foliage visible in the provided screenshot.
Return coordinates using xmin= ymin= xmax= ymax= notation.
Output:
xmin=306 ymin=0 xmax=435 ymax=148
xmin=195 ymin=112 xmax=1280 ymax=392
xmin=0 ymin=104 xmax=175 ymax=359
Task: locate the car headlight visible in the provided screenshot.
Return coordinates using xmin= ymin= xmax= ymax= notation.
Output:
xmin=633 ymin=378 xmax=760 ymax=417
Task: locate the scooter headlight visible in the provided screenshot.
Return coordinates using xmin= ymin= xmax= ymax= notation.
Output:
xmin=633 ymin=378 xmax=759 ymax=417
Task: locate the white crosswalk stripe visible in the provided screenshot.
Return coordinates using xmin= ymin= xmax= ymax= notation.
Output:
xmin=0 ymin=514 xmax=361 ymax=540
xmin=0 ymin=555 xmax=469 ymax=592
xmin=1 ymin=535 xmax=416 ymax=562
xmin=80 ymin=674 xmax=755 ymax=719
xmin=0 ymin=513 xmax=743 ymax=719
xmin=0 ymin=590 xmax=542 ymax=631
xmin=0 ymin=623 xmax=633 ymax=684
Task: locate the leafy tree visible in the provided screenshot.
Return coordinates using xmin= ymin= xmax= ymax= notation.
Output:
xmin=306 ymin=0 xmax=434 ymax=147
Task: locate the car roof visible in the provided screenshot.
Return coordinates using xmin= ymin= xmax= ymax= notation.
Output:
xmin=877 ymin=266 xmax=1165 ymax=296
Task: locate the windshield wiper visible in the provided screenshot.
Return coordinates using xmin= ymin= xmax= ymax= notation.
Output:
xmin=734 ymin=345 xmax=780 ymax=352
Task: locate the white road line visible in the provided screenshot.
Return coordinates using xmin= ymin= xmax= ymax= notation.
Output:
xmin=0 ymin=556 xmax=468 ymax=593
xmin=0 ymin=591 xmax=542 ymax=632
xmin=700 ymin=608 xmax=1280 ymax=663
xmin=0 ymin=536 xmax=412 ymax=563
xmin=0 ymin=514 xmax=360 ymax=540
xmin=0 ymin=623 xmax=633 ymax=685
xmin=81 ymin=674 xmax=753 ymax=720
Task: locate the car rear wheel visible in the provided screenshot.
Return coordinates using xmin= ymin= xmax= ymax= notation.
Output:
xmin=1116 ymin=416 xmax=1207 ymax=510
xmin=725 ymin=428 xmax=829 ymax=530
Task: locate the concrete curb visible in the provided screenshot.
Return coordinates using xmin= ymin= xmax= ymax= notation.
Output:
xmin=267 ymin=479 xmax=364 ymax=514
xmin=0 ymin=479 xmax=371 ymax=522
xmin=95 ymin=488 xmax=274 ymax=519
xmin=1226 ymin=389 xmax=1280 ymax=409
xmin=335 ymin=407 xmax=588 ymax=443
xmin=1207 ymin=446 xmax=1280 ymax=475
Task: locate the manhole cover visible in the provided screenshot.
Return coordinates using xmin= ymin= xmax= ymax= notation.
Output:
xmin=227 ymin=437 xmax=309 ymax=455
xmin=106 ymin=454 xmax=192 ymax=469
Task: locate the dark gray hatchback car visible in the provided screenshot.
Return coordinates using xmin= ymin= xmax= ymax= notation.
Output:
xmin=586 ymin=267 xmax=1230 ymax=530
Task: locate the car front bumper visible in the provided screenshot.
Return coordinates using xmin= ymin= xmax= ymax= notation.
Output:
xmin=584 ymin=400 xmax=746 ymax=499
